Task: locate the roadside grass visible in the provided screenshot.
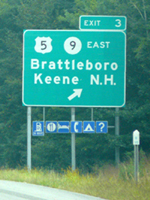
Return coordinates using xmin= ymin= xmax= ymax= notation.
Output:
xmin=0 ymin=157 xmax=150 ymax=200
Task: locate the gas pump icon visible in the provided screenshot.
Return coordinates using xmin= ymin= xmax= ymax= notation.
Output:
xmin=33 ymin=121 xmax=44 ymax=136
xmin=36 ymin=122 xmax=42 ymax=132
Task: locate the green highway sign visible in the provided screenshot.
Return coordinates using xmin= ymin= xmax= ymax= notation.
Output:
xmin=79 ymin=15 xmax=127 ymax=31
xmin=23 ymin=30 xmax=126 ymax=107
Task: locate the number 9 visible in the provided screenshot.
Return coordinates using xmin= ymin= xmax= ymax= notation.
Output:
xmin=70 ymin=41 xmax=76 ymax=50
xmin=64 ymin=37 xmax=82 ymax=55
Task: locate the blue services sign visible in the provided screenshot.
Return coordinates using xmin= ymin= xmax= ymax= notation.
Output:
xmin=96 ymin=121 xmax=108 ymax=133
xmin=58 ymin=121 xmax=69 ymax=133
xmin=71 ymin=121 xmax=82 ymax=133
xmin=46 ymin=121 xmax=57 ymax=133
xmin=33 ymin=121 xmax=108 ymax=134
xmin=33 ymin=121 xmax=44 ymax=136
xmin=83 ymin=121 xmax=95 ymax=133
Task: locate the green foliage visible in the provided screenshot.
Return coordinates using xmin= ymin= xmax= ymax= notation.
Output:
xmin=119 ymin=158 xmax=134 ymax=181
xmin=1 ymin=157 xmax=150 ymax=200
xmin=0 ymin=0 xmax=150 ymax=170
xmin=119 ymin=149 xmax=148 ymax=181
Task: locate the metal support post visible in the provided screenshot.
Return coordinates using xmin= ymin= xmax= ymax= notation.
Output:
xmin=71 ymin=107 xmax=76 ymax=171
xmin=133 ymin=129 xmax=140 ymax=183
xmin=115 ymin=107 xmax=120 ymax=167
xmin=27 ymin=106 xmax=32 ymax=172
xmin=43 ymin=107 xmax=45 ymax=132
xmin=134 ymin=145 xmax=139 ymax=184
xmin=91 ymin=108 xmax=93 ymax=121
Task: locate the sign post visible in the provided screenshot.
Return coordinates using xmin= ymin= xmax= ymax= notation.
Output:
xmin=115 ymin=108 xmax=120 ymax=167
xmin=71 ymin=108 xmax=76 ymax=171
xmin=27 ymin=107 xmax=32 ymax=172
xmin=133 ymin=130 xmax=140 ymax=184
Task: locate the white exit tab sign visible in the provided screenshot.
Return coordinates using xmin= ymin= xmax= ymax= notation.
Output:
xmin=133 ymin=130 xmax=140 ymax=145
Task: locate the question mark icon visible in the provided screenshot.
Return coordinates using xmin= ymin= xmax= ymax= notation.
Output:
xmin=99 ymin=122 xmax=105 ymax=132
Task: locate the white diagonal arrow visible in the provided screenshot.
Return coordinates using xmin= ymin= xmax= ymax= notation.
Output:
xmin=68 ymin=89 xmax=82 ymax=101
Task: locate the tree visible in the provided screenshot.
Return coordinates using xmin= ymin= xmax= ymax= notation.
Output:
xmin=0 ymin=0 xmax=150 ymax=170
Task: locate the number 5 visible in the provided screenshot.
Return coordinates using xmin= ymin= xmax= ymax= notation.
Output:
xmin=115 ymin=19 xmax=121 ymax=27
xmin=41 ymin=41 xmax=47 ymax=50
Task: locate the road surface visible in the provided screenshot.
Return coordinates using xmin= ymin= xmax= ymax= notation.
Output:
xmin=0 ymin=180 xmax=107 ymax=200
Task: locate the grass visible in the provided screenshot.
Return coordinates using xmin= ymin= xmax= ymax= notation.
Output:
xmin=0 ymin=158 xmax=150 ymax=200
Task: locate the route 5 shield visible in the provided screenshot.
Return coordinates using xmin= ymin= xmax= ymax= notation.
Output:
xmin=34 ymin=36 xmax=52 ymax=54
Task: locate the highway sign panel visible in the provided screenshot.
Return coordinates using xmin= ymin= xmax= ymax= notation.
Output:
xmin=33 ymin=121 xmax=44 ymax=136
xmin=58 ymin=121 xmax=69 ymax=133
xmin=23 ymin=30 xmax=126 ymax=107
xmin=83 ymin=121 xmax=95 ymax=133
xmin=79 ymin=15 xmax=127 ymax=31
xmin=71 ymin=121 xmax=82 ymax=133
xmin=133 ymin=130 xmax=140 ymax=145
xmin=46 ymin=121 xmax=57 ymax=133
xmin=96 ymin=121 xmax=108 ymax=133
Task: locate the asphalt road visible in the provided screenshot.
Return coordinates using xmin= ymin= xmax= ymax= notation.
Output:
xmin=0 ymin=180 xmax=107 ymax=200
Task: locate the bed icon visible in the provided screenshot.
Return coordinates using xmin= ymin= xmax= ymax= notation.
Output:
xmin=58 ymin=121 xmax=70 ymax=133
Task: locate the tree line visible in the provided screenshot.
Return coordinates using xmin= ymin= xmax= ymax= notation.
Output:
xmin=0 ymin=0 xmax=150 ymax=171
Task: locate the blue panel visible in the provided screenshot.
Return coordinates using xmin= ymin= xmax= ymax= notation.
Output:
xmin=46 ymin=121 xmax=57 ymax=133
xmin=71 ymin=121 xmax=82 ymax=133
xmin=83 ymin=121 xmax=95 ymax=133
xmin=96 ymin=121 xmax=108 ymax=133
xmin=33 ymin=121 xmax=44 ymax=136
xmin=58 ymin=121 xmax=70 ymax=133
